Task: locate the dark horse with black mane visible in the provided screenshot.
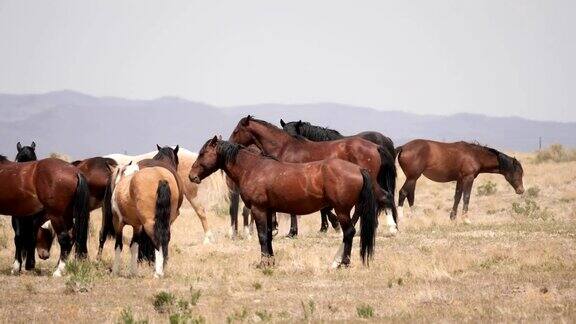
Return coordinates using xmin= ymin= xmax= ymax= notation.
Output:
xmin=280 ymin=119 xmax=397 ymax=233
xmin=190 ymin=137 xmax=383 ymax=268
xmin=396 ymin=139 xmax=525 ymax=222
xmin=229 ymin=116 xmax=397 ymax=237
xmin=0 ymin=153 xmax=90 ymax=276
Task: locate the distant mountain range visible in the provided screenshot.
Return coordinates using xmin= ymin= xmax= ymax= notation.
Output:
xmin=0 ymin=90 xmax=574 ymax=159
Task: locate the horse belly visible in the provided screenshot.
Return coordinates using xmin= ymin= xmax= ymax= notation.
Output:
xmin=0 ymin=192 xmax=43 ymax=217
xmin=422 ymin=169 xmax=457 ymax=183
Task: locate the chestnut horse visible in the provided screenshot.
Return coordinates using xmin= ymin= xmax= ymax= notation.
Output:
xmin=189 ymin=137 xmax=382 ymax=268
xmin=280 ymin=119 xmax=397 ymax=233
xmin=0 ymin=155 xmax=90 ymax=276
xmin=229 ymin=116 xmax=397 ymax=237
xmin=107 ymin=146 xmax=182 ymax=278
xmin=396 ymin=140 xmax=525 ymax=222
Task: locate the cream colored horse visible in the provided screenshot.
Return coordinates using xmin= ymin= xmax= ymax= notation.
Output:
xmin=106 ymin=147 xmax=215 ymax=244
xmin=110 ymin=162 xmax=180 ymax=278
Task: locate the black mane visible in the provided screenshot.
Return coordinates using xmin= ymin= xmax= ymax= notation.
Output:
xmin=299 ymin=122 xmax=343 ymax=141
xmin=154 ymin=146 xmax=179 ymax=167
xmin=216 ymin=141 xmax=241 ymax=165
xmin=466 ymin=142 xmax=522 ymax=173
xmin=0 ymin=155 xmax=8 ymax=162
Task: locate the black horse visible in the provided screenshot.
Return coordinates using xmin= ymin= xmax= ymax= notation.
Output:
xmin=12 ymin=142 xmax=45 ymax=274
xmin=279 ymin=120 xmax=398 ymax=235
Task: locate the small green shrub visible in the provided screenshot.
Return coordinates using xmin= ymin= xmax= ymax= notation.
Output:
xmin=255 ymin=310 xmax=272 ymax=322
xmin=153 ymin=291 xmax=176 ymax=313
xmin=226 ymin=307 xmax=249 ymax=323
xmin=301 ymin=299 xmax=315 ymax=320
xmin=262 ymin=268 xmax=273 ymax=276
xmin=524 ymin=186 xmax=540 ymax=199
xmin=189 ymin=288 xmax=202 ymax=306
xmin=65 ymin=260 xmax=104 ymax=293
xmin=118 ymin=307 xmax=148 ymax=324
xmin=477 ymin=181 xmax=498 ymax=196
xmin=169 ymin=313 xmax=205 ymax=324
xmin=512 ymin=198 xmax=552 ymax=220
xmin=357 ymin=304 xmax=374 ymax=319
xmin=252 ymin=281 xmax=262 ymax=290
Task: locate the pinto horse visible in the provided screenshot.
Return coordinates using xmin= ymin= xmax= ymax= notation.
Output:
xmin=280 ymin=119 xmax=397 ymax=233
xmin=189 ymin=137 xmax=382 ymax=268
xmin=0 ymin=155 xmax=90 ymax=276
xmin=107 ymin=146 xmax=182 ymax=278
xmin=396 ymin=140 xmax=525 ymax=222
xmin=229 ymin=116 xmax=397 ymax=237
xmin=105 ymin=147 xmax=214 ymax=244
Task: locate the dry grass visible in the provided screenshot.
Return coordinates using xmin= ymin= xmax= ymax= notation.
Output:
xmin=0 ymin=153 xmax=575 ymax=322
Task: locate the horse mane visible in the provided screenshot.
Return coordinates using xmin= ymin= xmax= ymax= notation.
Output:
xmin=201 ymin=138 xmax=278 ymax=165
xmin=0 ymin=155 xmax=8 ymax=162
xmin=465 ymin=141 xmax=521 ymax=173
xmin=296 ymin=122 xmax=344 ymax=142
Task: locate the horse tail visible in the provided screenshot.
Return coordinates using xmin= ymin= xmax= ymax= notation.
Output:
xmin=357 ymin=169 xmax=378 ymax=265
xmin=395 ymin=145 xmax=403 ymax=160
xmin=377 ymin=146 xmax=398 ymax=225
xmin=154 ymin=180 xmax=172 ymax=262
xmin=99 ymin=179 xmax=115 ymax=252
xmin=73 ymin=173 xmax=90 ymax=259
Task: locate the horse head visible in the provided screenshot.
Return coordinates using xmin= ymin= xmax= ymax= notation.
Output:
xmin=15 ymin=141 xmax=37 ymax=162
xmin=189 ymin=136 xmax=223 ymax=184
xmin=498 ymin=153 xmax=524 ymax=194
xmin=154 ymin=145 xmax=180 ymax=169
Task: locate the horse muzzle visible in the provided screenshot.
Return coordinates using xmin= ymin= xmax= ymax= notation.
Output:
xmin=189 ymin=175 xmax=201 ymax=184
xmin=37 ymin=249 xmax=50 ymax=260
xmin=516 ymin=187 xmax=525 ymax=195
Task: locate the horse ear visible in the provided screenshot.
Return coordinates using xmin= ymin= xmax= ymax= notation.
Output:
xmin=156 ymin=144 xmax=161 ymax=151
xmin=31 ymin=141 xmax=36 ymax=149
xmin=280 ymin=119 xmax=286 ymax=127
xmin=242 ymin=115 xmax=251 ymax=126
xmin=209 ymin=135 xmax=218 ymax=146
xmin=128 ymin=161 xmax=133 ymax=166
xmin=17 ymin=142 xmax=22 ymax=152
xmin=295 ymin=120 xmax=302 ymax=133
xmin=174 ymin=145 xmax=179 ymax=154
xmin=217 ymin=134 xmax=222 ymax=140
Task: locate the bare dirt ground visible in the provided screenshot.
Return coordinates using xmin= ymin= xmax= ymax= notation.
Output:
xmin=0 ymin=154 xmax=575 ymax=323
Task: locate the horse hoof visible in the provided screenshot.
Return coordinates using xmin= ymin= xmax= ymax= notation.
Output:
xmin=463 ymin=218 xmax=472 ymax=225
xmin=52 ymin=270 xmax=63 ymax=277
xmin=389 ymin=226 xmax=399 ymax=235
xmin=272 ymin=229 xmax=278 ymax=237
xmin=319 ymin=228 xmax=328 ymax=233
xmin=153 ymin=272 xmax=164 ymax=279
xmin=285 ymin=233 xmax=297 ymax=239
xmin=11 ymin=261 xmax=21 ymax=275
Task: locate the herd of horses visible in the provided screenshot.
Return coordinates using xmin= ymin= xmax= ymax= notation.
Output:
xmin=0 ymin=116 xmax=525 ymax=277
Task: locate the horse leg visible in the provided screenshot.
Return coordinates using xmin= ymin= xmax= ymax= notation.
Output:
xmin=242 ymin=206 xmax=252 ymax=240
xmin=332 ymin=215 xmax=355 ymax=269
xmin=11 ymin=218 xmax=23 ymax=275
xmin=450 ymin=180 xmax=463 ymax=221
xmin=49 ymin=217 xmax=73 ymax=277
xmin=189 ymin=197 xmax=213 ymax=245
xmin=24 ymin=215 xmax=41 ymax=271
xmin=461 ymin=177 xmax=474 ymax=224
xmin=252 ymin=207 xmax=274 ymax=268
xmin=129 ymin=227 xmax=142 ymax=277
xmin=326 ymin=208 xmax=340 ymax=230
xmin=228 ymin=190 xmax=240 ymax=240
xmin=398 ymin=178 xmax=418 ymax=219
xmin=319 ymin=210 xmax=329 ymax=233
xmin=271 ymin=212 xmax=278 ymax=237
xmin=286 ymin=214 xmax=298 ymax=238
xmin=112 ymin=224 xmax=124 ymax=276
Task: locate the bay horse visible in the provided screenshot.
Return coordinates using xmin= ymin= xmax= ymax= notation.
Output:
xmin=105 ymin=147 xmax=214 ymax=244
xmin=280 ymin=119 xmax=397 ymax=233
xmin=396 ymin=140 xmax=525 ymax=222
xmin=229 ymin=115 xmax=397 ymax=237
xmin=107 ymin=146 xmax=182 ymax=278
xmin=0 ymin=155 xmax=90 ymax=276
xmin=189 ymin=137 xmax=382 ymax=268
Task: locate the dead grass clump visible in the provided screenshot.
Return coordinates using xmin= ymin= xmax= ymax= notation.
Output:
xmin=49 ymin=152 xmax=70 ymax=162
xmin=477 ymin=180 xmax=498 ymax=196
xmin=534 ymin=144 xmax=576 ymax=164
xmin=511 ymin=199 xmax=552 ymax=220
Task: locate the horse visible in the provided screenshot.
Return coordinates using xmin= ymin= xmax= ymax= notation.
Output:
xmin=229 ymin=115 xmax=397 ymax=237
xmin=189 ymin=137 xmax=383 ymax=268
xmin=279 ymin=119 xmax=397 ymax=232
xmin=105 ymin=147 xmax=214 ymax=244
xmin=0 ymin=155 xmax=90 ymax=276
xmin=107 ymin=146 xmax=182 ymax=278
xmin=396 ymin=140 xmax=525 ymax=222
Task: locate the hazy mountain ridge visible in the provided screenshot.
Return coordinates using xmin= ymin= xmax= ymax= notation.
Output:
xmin=1 ymin=90 xmax=574 ymax=159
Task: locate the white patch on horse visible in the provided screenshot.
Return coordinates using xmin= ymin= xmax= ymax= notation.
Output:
xmin=154 ymin=249 xmax=164 ymax=278
xmin=384 ymin=210 xmax=398 ymax=235
xmin=243 ymin=226 xmax=252 ymax=240
xmin=203 ymin=230 xmax=214 ymax=245
xmin=397 ymin=206 xmax=404 ymax=221
xmin=331 ymin=243 xmax=345 ymax=269
xmin=41 ymin=220 xmax=56 ymax=235
xmin=123 ymin=163 xmax=140 ymax=176
xmin=11 ymin=260 xmax=21 ymax=275
xmin=53 ymin=259 xmax=66 ymax=277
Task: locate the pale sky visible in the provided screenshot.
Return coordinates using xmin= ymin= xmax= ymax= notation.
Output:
xmin=0 ymin=0 xmax=574 ymax=121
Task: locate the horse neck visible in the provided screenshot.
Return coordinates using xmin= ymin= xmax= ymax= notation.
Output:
xmin=221 ymin=149 xmax=260 ymax=184
xmin=248 ymin=121 xmax=292 ymax=156
xmin=475 ymin=149 xmax=500 ymax=174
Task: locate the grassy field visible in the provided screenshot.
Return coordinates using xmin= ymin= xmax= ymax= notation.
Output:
xmin=0 ymin=153 xmax=575 ymax=323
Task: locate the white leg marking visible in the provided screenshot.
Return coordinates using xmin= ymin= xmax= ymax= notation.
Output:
xmin=331 ymin=243 xmax=345 ymax=269
xmin=228 ymin=226 xmax=234 ymax=238
xmin=11 ymin=260 xmax=21 ymax=275
xmin=112 ymin=246 xmax=122 ymax=275
xmin=244 ymin=225 xmax=252 ymax=240
xmin=52 ymin=259 xmax=66 ymax=277
xmin=130 ymin=243 xmax=139 ymax=276
xmin=397 ymin=206 xmax=404 ymax=221
xmin=203 ymin=230 xmax=214 ymax=245
xmin=154 ymin=249 xmax=164 ymax=278
xmin=385 ymin=211 xmax=398 ymax=235
xmin=463 ymin=213 xmax=471 ymax=224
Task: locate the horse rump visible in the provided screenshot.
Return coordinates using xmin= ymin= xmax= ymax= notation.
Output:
xmin=138 ymin=179 xmax=172 ymax=263
xmin=356 ymin=169 xmax=378 ymax=265
xmin=73 ymin=173 xmax=91 ymax=258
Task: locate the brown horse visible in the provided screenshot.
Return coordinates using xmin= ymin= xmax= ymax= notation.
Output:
xmin=0 ymin=155 xmax=90 ymax=276
xmin=396 ymin=140 xmax=525 ymax=222
xmin=189 ymin=137 xmax=382 ymax=268
xmin=229 ymin=116 xmax=397 ymax=237
xmin=280 ymin=119 xmax=397 ymax=232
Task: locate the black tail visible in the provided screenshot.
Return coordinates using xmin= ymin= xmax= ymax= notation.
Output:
xmin=395 ymin=146 xmax=403 ymax=160
xmin=73 ymin=173 xmax=90 ymax=259
xmin=154 ymin=180 xmax=171 ymax=262
xmin=356 ymin=170 xmax=378 ymax=265
xmin=99 ymin=179 xmax=115 ymax=253
xmin=377 ymin=146 xmax=398 ymax=225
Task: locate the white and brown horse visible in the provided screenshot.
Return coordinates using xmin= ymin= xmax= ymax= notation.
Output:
xmin=106 ymin=147 xmax=215 ymax=244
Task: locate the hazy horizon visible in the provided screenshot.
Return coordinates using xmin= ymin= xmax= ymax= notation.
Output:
xmin=0 ymin=1 xmax=574 ymax=122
